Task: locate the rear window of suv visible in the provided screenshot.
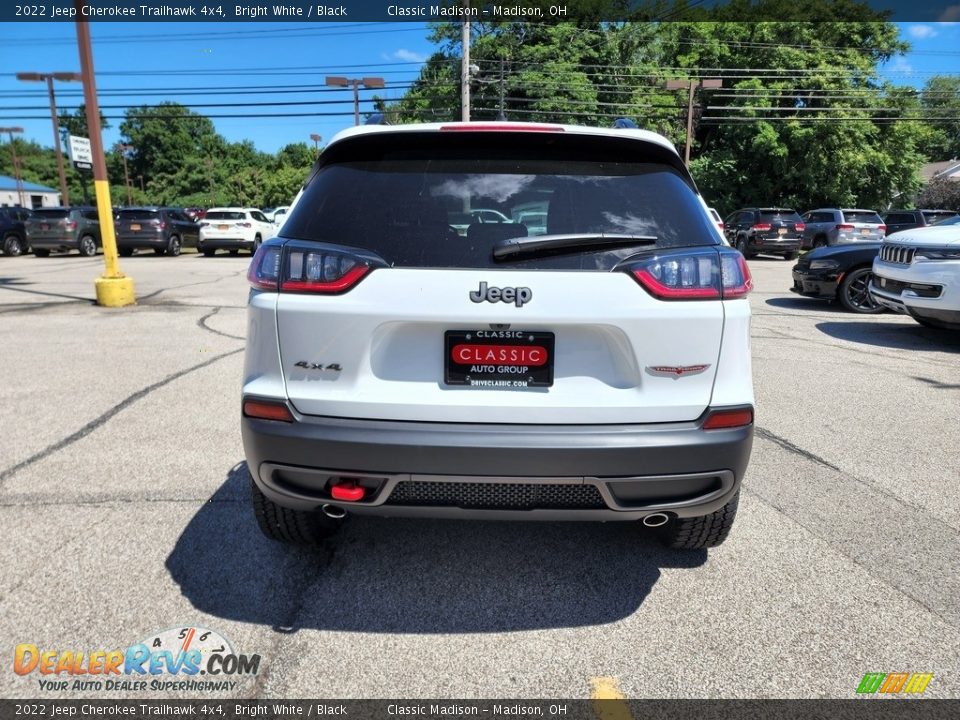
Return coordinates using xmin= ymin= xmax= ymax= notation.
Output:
xmin=923 ymin=211 xmax=958 ymax=224
xmin=283 ymin=132 xmax=720 ymax=270
xmin=118 ymin=209 xmax=159 ymax=220
xmin=758 ymin=209 xmax=802 ymax=222
xmin=205 ymin=211 xmax=246 ymax=221
xmin=32 ymin=209 xmax=70 ymax=219
xmin=842 ymin=211 xmax=883 ymax=223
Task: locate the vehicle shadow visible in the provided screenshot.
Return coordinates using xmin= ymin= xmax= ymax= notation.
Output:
xmin=166 ymin=462 xmax=706 ymax=634
xmin=816 ymin=321 xmax=960 ymax=353
xmin=765 ymin=296 xmax=849 ymax=313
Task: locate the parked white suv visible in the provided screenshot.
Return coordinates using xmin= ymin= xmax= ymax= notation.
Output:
xmin=869 ymin=216 xmax=960 ymax=329
xmin=242 ymin=122 xmax=755 ymax=550
xmin=198 ymin=207 xmax=274 ymax=256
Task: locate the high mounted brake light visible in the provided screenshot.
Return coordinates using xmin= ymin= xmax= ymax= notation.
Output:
xmin=630 ymin=247 xmax=752 ymax=301
xmin=439 ymin=123 xmax=564 ymax=133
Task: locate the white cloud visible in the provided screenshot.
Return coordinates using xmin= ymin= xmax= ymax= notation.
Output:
xmin=908 ymin=24 xmax=939 ymax=39
xmin=387 ymin=48 xmax=428 ymax=63
xmin=888 ymin=56 xmax=914 ymax=73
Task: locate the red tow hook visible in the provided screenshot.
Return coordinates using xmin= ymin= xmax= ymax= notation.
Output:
xmin=330 ymin=481 xmax=365 ymax=502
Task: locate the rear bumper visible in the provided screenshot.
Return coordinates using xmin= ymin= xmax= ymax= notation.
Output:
xmin=198 ymin=237 xmax=254 ymax=250
xmin=29 ymin=237 xmax=79 ymax=250
xmin=116 ymin=234 xmax=166 ymax=249
xmin=242 ymin=407 xmax=753 ymax=520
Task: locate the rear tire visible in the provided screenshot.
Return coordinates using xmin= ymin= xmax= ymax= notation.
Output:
xmin=118 ymin=247 xmax=134 ymax=257
xmin=203 ymin=248 xmax=215 ymax=257
xmin=167 ymin=235 xmax=182 ymax=257
xmin=838 ymin=267 xmax=883 ymax=314
xmin=33 ymin=248 xmax=50 ymax=257
xmin=78 ymin=235 xmax=97 ymax=257
xmin=660 ymin=492 xmax=740 ymax=549
xmin=229 ymin=249 xmax=239 ymax=256
xmin=813 ymin=236 xmax=827 ymax=249
xmin=3 ymin=233 xmax=24 ymax=256
xmin=783 ymin=251 xmax=798 ymax=261
xmin=250 ymin=476 xmax=340 ymax=544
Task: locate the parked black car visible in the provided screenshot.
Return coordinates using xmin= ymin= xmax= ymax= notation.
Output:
xmin=0 ymin=206 xmax=32 ymax=256
xmin=724 ymin=207 xmax=803 ymax=260
xmin=25 ymin=207 xmax=100 ymax=257
xmin=790 ymin=243 xmax=883 ymax=313
xmin=115 ymin=207 xmax=200 ymax=257
xmin=881 ymin=209 xmax=958 ymax=235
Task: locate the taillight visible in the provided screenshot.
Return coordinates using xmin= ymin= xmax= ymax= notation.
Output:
xmin=248 ymin=243 xmax=371 ymax=294
xmin=837 ymin=224 xmax=854 ymax=231
xmin=878 ymin=225 xmax=886 ymax=234
xmin=629 ymin=248 xmax=752 ymax=301
xmin=795 ymin=223 xmax=806 ymax=232
xmin=65 ymin=220 xmax=77 ymax=230
xmin=703 ymin=407 xmax=754 ymax=430
xmin=238 ymin=221 xmax=252 ymax=228
xmin=751 ymin=223 xmax=771 ymax=232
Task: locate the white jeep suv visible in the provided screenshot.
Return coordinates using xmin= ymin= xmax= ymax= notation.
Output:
xmin=242 ymin=122 xmax=755 ymax=550
xmin=869 ymin=215 xmax=960 ymax=329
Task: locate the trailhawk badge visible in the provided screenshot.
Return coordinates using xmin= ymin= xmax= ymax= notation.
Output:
xmin=646 ymin=364 xmax=711 ymax=378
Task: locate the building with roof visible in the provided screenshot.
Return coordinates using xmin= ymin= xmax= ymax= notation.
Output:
xmin=0 ymin=174 xmax=61 ymax=208
xmin=920 ymin=160 xmax=960 ymax=184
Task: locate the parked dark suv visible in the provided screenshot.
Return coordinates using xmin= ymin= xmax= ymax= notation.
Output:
xmin=26 ymin=207 xmax=101 ymax=257
xmin=724 ymin=207 xmax=804 ymax=260
xmin=115 ymin=207 xmax=200 ymax=257
xmin=0 ymin=206 xmax=32 ymax=256
xmin=882 ymin=209 xmax=958 ymax=236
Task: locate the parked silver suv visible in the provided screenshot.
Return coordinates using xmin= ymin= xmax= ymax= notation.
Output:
xmin=242 ymin=122 xmax=755 ymax=550
xmin=801 ymin=208 xmax=886 ymax=249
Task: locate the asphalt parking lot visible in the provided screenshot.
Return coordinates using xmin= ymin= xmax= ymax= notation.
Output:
xmin=1 ymin=251 xmax=959 ymax=700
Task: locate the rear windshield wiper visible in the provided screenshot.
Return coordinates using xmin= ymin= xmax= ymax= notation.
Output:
xmin=493 ymin=233 xmax=658 ymax=260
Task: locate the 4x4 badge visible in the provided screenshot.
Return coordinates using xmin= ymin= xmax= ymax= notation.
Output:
xmin=469 ymin=281 xmax=532 ymax=307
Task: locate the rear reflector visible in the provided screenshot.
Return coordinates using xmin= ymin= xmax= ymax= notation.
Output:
xmin=703 ymin=408 xmax=754 ymax=430
xmin=440 ymin=123 xmax=564 ymax=133
xmin=243 ymin=400 xmax=294 ymax=422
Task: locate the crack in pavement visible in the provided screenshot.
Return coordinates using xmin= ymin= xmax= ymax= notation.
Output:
xmin=0 ymin=348 xmax=244 ymax=487
xmin=199 ymin=306 xmax=246 ymax=340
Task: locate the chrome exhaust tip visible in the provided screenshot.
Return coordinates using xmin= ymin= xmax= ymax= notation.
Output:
xmin=321 ymin=504 xmax=347 ymax=520
xmin=642 ymin=512 xmax=670 ymax=528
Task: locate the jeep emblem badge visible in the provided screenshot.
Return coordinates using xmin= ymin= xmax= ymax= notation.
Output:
xmin=469 ymin=281 xmax=532 ymax=307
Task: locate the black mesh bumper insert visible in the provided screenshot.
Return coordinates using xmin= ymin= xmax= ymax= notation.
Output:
xmin=385 ymin=481 xmax=607 ymax=510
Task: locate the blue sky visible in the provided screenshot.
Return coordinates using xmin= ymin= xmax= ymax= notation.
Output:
xmin=0 ymin=21 xmax=958 ymax=156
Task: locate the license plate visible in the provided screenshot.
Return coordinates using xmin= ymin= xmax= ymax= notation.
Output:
xmin=41 ymin=223 xmax=49 ymax=231
xmin=219 ymin=224 xmax=229 ymax=231
xmin=445 ymin=330 xmax=554 ymax=388
xmin=778 ymin=227 xmax=788 ymax=235
xmin=861 ymin=228 xmax=870 ymax=236
xmin=130 ymin=223 xmax=141 ymax=231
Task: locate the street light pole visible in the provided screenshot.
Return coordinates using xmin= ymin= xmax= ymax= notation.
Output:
xmin=665 ymin=78 xmax=722 ymax=166
xmin=75 ymin=0 xmax=135 ymax=307
xmin=0 ymin=127 xmax=26 ymax=207
xmin=310 ymin=133 xmax=322 ymax=157
xmin=461 ymin=15 xmax=471 ymax=122
xmin=114 ymin=143 xmax=133 ymax=205
xmin=325 ymin=76 xmax=385 ymax=126
xmin=16 ymin=72 xmax=81 ymax=207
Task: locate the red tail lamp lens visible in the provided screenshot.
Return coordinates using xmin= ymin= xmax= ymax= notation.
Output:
xmin=703 ymin=408 xmax=754 ymax=430
xmin=243 ymin=400 xmax=293 ymax=422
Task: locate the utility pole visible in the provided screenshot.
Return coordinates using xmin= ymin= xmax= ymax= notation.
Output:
xmin=114 ymin=143 xmax=133 ymax=205
xmin=75 ymin=0 xmax=135 ymax=307
xmin=16 ymin=72 xmax=81 ymax=207
xmin=665 ymin=78 xmax=722 ymax=166
xmin=461 ymin=15 xmax=471 ymax=122
xmin=310 ymin=133 xmax=322 ymax=157
xmin=497 ymin=57 xmax=506 ymax=121
xmin=0 ymin=127 xmax=26 ymax=207
xmin=325 ymin=76 xmax=385 ymax=126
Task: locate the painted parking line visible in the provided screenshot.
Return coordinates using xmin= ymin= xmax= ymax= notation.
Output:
xmin=590 ymin=676 xmax=634 ymax=720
